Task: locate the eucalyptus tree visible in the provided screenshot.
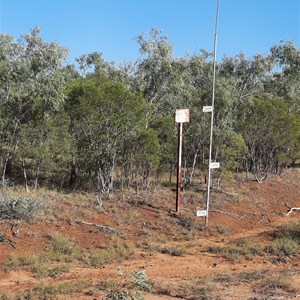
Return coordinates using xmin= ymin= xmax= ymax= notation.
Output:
xmin=237 ymin=97 xmax=300 ymax=182
xmin=149 ymin=115 xmax=177 ymax=182
xmin=268 ymin=41 xmax=300 ymax=114
xmin=0 ymin=27 xmax=69 ymax=188
xmin=75 ymin=51 xmax=124 ymax=83
xmin=66 ymin=77 xmax=147 ymax=193
xmin=131 ymin=28 xmax=190 ymax=125
xmin=17 ymin=112 xmax=71 ymax=191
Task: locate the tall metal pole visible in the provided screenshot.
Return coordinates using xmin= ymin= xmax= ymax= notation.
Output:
xmin=176 ymin=122 xmax=183 ymax=212
xmin=205 ymin=0 xmax=220 ymax=226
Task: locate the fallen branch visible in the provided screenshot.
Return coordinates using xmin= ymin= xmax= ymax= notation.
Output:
xmin=286 ymin=208 xmax=300 ymax=216
xmin=74 ymin=219 xmax=116 ymax=234
xmin=210 ymin=209 xmax=245 ymax=220
xmin=0 ymin=232 xmax=16 ymax=249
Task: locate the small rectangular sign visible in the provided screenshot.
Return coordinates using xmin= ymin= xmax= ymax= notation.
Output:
xmin=203 ymin=106 xmax=213 ymax=112
xmin=210 ymin=162 xmax=220 ymax=169
xmin=175 ymin=109 xmax=190 ymax=123
xmin=196 ymin=210 xmax=207 ymax=217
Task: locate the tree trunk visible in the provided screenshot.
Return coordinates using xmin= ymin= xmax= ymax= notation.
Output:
xmin=2 ymin=158 xmax=9 ymax=191
xmin=108 ymin=152 xmax=117 ymax=194
xmin=69 ymin=154 xmax=77 ymax=188
xmin=33 ymin=159 xmax=42 ymax=191
xmin=21 ymin=157 xmax=30 ymax=193
xmin=189 ymin=146 xmax=201 ymax=184
xmin=169 ymin=163 xmax=173 ymax=183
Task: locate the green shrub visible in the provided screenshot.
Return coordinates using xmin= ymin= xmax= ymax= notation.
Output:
xmin=270 ymin=237 xmax=299 ymax=256
xmin=28 ymin=281 xmax=87 ymax=298
xmin=130 ymin=270 xmax=152 ymax=292
xmin=207 ymin=245 xmax=223 ymax=254
xmin=31 ymin=264 xmax=70 ymax=278
xmin=90 ymin=248 xmax=115 ymax=267
xmin=103 ymin=270 xmax=151 ymax=300
xmin=274 ymin=221 xmax=300 ymax=241
xmin=256 ymin=275 xmax=295 ymax=296
xmin=89 ymin=239 xmax=135 ymax=267
xmin=158 ymin=246 xmax=186 ymax=256
xmin=110 ymin=239 xmax=135 ymax=261
xmin=0 ymin=195 xmax=44 ymax=221
xmin=47 ymin=233 xmax=83 ymax=262
xmin=208 ymin=239 xmax=261 ymax=261
xmin=3 ymin=253 xmax=40 ymax=272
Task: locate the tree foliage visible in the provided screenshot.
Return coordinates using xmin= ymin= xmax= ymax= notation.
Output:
xmin=1 ymin=28 xmax=299 ymax=191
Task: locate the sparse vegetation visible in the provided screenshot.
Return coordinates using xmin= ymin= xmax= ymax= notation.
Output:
xmin=269 ymin=237 xmax=300 ymax=256
xmin=152 ymin=281 xmax=172 ymax=296
xmin=0 ymin=195 xmax=45 ymax=221
xmin=273 ymin=221 xmax=300 ymax=241
xmin=3 ymin=232 xmax=136 ymax=277
xmin=3 ymin=252 xmax=41 ymax=273
xmin=158 ymin=245 xmax=187 ymax=256
xmin=25 ymin=281 xmax=88 ymax=298
xmin=89 ymin=239 xmax=135 ymax=267
xmin=0 ymin=162 xmax=299 ymax=299
xmin=267 ymin=221 xmax=300 ymax=256
xmin=46 ymin=233 xmax=83 ymax=262
xmin=152 ymin=277 xmax=215 ymax=299
xmin=207 ymin=238 xmax=262 ymax=261
xmin=32 ymin=264 xmax=70 ymax=279
xmin=255 ymin=275 xmax=298 ymax=297
xmin=103 ymin=270 xmax=152 ymax=300
xmin=89 ymin=248 xmax=116 ymax=267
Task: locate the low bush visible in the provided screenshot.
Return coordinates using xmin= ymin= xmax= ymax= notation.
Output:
xmin=3 ymin=253 xmax=41 ymax=272
xmin=25 ymin=281 xmax=87 ymax=298
xmin=90 ymin=248 xmax=115 ymax=267
xmin=47 ymin=233 xmax=83 ymax=262
xmin=255 ymin=275 xmax=297 ymax=297
xmin=158 ymin=245 xmax=186 ymax=256
xmin=91 ymin=239 xmax=135 ymax=267
xmin=103 ymin=270 xmax=152 ymax=300
xmin=273 ymin=221 xmax=300 ymax=241
xmin=269 ymin=237 xmax=299 ymax=256
xmin=207 ymin=239 xmax=261 ymax=261
xmin=268 ymin=221 xmax=300 ymax=256
xmin=0 ymin=195 xmax=45 ymax=221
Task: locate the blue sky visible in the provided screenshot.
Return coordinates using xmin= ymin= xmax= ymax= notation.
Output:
xmin=0 ymin=0 xmax=299 ymax=64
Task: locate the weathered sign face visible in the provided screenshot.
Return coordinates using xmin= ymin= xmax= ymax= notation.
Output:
xmin=175 ymin=109 xmax=190 ymax=123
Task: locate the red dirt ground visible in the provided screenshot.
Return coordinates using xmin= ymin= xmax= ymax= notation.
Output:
xmin=0 ymin=168 xmax=299 ymax=299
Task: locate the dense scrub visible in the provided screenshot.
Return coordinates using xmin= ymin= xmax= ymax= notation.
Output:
xmin=0 ymin=28 xmax=299 ymax=193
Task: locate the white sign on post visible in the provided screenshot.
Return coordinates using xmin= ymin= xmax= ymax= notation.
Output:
xmin=210 ymin=162 xmax=220 ymax=169
xmin=175 ymin=109 xmax=190 ymax=123
xmin=196 ymin=210 xmax=207 ymax=217
xmin=203 ymin=106 xmax=213 ymax=112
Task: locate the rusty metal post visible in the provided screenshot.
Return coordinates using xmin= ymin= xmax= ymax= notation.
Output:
xmin=175 ymin=108 xmax=190 ymax=213
xmin=176 ymin=122 xmax=183 ymax=213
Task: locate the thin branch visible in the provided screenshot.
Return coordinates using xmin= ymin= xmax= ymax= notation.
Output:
xmin=210 ymin=209 xmax=246 ymax=220
xmin=0 ymin=232 xmax=16 ymax=249
xmin=73 ymin=219 xmax=116 ymax=234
